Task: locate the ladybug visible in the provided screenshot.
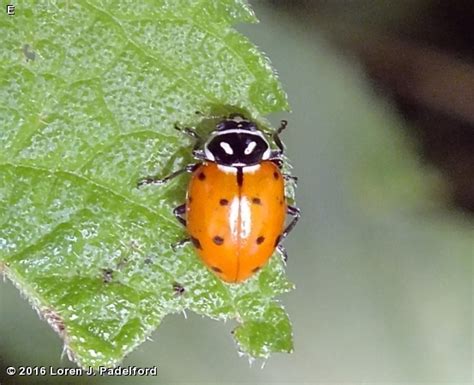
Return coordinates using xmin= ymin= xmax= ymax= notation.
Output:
xmin=138 ymin=114 xmax=300 ymax=283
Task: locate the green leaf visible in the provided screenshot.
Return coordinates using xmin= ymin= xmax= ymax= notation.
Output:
xmin=0 ymin=0 xmax=292 ymax=368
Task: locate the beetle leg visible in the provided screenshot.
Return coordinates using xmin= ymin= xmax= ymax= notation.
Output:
xmin=175 ymin=123 xmax=205 ymax=159
xmin=172 ymin=238 xmax=191 ymax=251
xmin=274 ymin=205 xmax=300 ymax=263
xmin=192 ymin=149 xmax=206 ymax=160
xmin=282 ymin=205 xmax=300 ymax=239
xmin=174 ymin=123 xmax=201 ymax=141
xmin=173 ymin=204 xmax=186 ymax=227
xmin=283 ymin=174 xmax=298 ymax=186
xmin=170 ymin=204 xmax=189 ymax=250
xmin=270 ymin=119 xmax=288 ymax=159
xmin=271 ymin=158 xmax=284 ymax=168
xmin=273 ymin=119 xmax=288 ymax=153
xmin=137 ymin=163 xmax=199 ymax=188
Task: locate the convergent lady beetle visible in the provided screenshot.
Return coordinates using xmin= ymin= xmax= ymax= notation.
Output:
xmin=138 ymin=114 xmax=300 ymax=283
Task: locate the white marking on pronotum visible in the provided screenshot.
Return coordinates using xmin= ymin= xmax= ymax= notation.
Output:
xmin=217 ymin=165 xmax=238 ymax=174
xmin=217 ymin=164 xmax=261 ymax=173
xmin=244 ymin=141 xmax=256 ymax=155
xmin=262 ymin=146 xmax=271 ymax=160
xmin=242 ymin=164 xmax=261 ymax=173
xmin=207 ymin=130 xmax=271 ymax=160
xmin=219 ymin=141 xmax=234 ymax=155
xmin=211 ymin=128 xmax=266 ymax=139
xmin=204 ymin=147 xmax=215 ymax=161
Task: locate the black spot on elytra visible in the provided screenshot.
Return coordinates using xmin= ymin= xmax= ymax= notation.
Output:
xmin=188 ymin=196 xmax=193 ymax=203
xmin=198 ymin=172 xmax=206 ymax=180
xmin=191 ymin=236 xmax=202 ymax=249
xmin=252 ymin=266 xmax=262 ymax=273
xmin=211 ymin=266 xmax=222 ymax=273
xmin=274 ymin=235 xmax=282 ymax=247
xmin=252 ymin=197 xmax=262 ymax=205
xmin=273 ymin=171 xmax=279 ymax=180
xmin=219 ymin=198 xmax=229 ymax=206
xmin=213 ymin=236 xmax=224 ymax=245
xmin=256 ymin=236 xmax=265 ymax=245
xmin=279 ymin=198 xmax=284 ymax=205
